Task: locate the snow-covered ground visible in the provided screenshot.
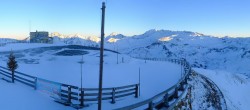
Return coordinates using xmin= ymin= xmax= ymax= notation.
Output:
xmin=0 ymin=43 xmax=182 ymax=109
xmin=189 ymin=71 xmax=227 ymax=110
xmin=194 ymin=68 xmax=250 ymax=110
xmin=0 ymin=79 xmax=74 ymax=110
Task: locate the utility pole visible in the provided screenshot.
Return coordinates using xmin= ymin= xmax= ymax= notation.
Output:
xmin=79 ymin=55 xmax=84 ymax=106
xmin=98 ymin=2 xmax=105 ymax=110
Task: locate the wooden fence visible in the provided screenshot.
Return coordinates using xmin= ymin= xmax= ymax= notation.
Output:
xmin=115 ymin=58 xmax=191 ymax=110
xmin=0 ymin=66 xmax=139 ymax=108
xmin=0 ymin=66 xmax=37 ymax=89
xmin=56 ymin=83 xmax=139 ymax=107
xmin=78 ymin=84 xmax=139 ymax=106
xmin=0 ymin=58 xmax=190 ymax=109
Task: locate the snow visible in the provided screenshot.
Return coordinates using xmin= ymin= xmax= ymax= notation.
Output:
xmin=1 ymin=29 xmax=250 ymax=109
xmin=158 ymin=36 xmax=173 ymax=42
xmin=194 ymin=68 xmax=250 ymax=110
xmin=0 ymin=43 xmax=182 ymax=109
xmin=107 ymin=38 xmax=119 ymax=43
xmin=0 ymin=79 xmax=74 ymax=110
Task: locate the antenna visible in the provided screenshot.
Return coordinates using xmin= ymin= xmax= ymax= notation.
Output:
xmin=29 ymin=20 xmax=32 ymax=33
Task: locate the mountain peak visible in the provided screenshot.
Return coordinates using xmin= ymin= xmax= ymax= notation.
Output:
xmin=144 ymin=29 xmax=157 ymax=34
xmin=109 ymin=32 xmax=120 ymax=36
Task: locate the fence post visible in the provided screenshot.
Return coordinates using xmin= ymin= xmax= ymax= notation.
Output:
xmin=163 ymin=93 xmax=169 ymax=107
xmin=111 ymin=88 xmax=116 ymax=104
xmin=80 ymin=89 xmax=84 ymax=106
xmin=67 ymin=86 xmax=72 ymax=104
xmin=187 ymin=74 xmax=191 ymax=81
xmin=135 ymin=84 xmax=139 ymax=98
xmin=174 ymin=86 xmax=179 ymax=98
xmin=11 ymin=71 xmax=14 ymax=83
xmin=148 ymin=101 xmax=154 ymax=110
xmin=184 ymin=76 xmax=188 ymax=84
xmin=179 ymin=82 xmax=184 ymax=91
xmin=34 ymin=77 xmax=37 ymax=90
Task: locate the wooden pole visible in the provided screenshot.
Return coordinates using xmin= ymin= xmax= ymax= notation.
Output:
xmin=81 ymin=55 xmax=83 ymax=92
xmin=98 ymin=2 xmax=105 ymax=110
xmin=139 ymin=67 xmax=141 ymax=96
xmin=80 ymin=55 xmax=84 ymax=106
xmin=116 ymin=44 xmax=118 ymax=64
xmin=12 ymin=71 xmax=14 ymax=83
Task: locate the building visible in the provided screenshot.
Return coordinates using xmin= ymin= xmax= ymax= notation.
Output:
xmin=30 ymin=31 xmax=53 ymax=43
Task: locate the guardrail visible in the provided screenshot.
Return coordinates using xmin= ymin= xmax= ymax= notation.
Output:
xmin=115 ymin=58 xmax=191 ymax=110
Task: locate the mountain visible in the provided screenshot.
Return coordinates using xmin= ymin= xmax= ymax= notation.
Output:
xmin=0 ymin=38 xmax=18 ymax=46
xmin=51 ymin=32 xmax=100 ymax=47
xmin=1 ymin=30 xmax=250 ymax=76
xmin=103 ymin=29 xmax=250 ymax=76
xmin=47 ymin=30 xmax=250 ymax=76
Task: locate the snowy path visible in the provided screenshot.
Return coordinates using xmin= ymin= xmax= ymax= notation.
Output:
xmin=190 ymin=72 xmax=227 ymax=110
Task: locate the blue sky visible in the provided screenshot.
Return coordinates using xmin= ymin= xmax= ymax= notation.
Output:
xmin=0 ymin=0 xmax=250 ymax=39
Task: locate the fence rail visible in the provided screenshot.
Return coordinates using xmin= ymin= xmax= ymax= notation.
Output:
xmin=78 ymin=84 xmax=139 ymax=106
xmin=0 ymin=66 xmax=37 ymax=88
xmin=115 ymin=58 xmax=191 ymax=110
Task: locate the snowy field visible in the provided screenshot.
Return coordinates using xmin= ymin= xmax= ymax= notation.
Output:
xmin=0 ymin=43 xmax=182 ymax=109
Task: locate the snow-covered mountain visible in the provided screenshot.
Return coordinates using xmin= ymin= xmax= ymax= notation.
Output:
xmin=51 ymin=32 xmax=100 ymax=47
xmin=47 ymin=30 xmax=250 ymax=76
xmin=0 ymin=38 xmax=18 ymax=46
xmin=1 ymin=30 xmax=250 ymax=75
xmin=104 ymin=29 xmax=250 ymax=76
